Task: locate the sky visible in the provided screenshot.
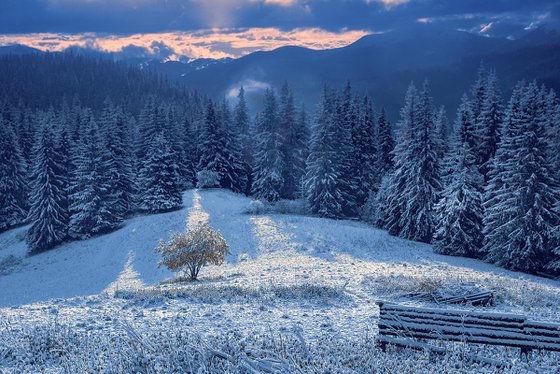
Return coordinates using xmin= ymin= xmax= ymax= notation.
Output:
xmin=0 ymin=0 xmax=559 ymax=60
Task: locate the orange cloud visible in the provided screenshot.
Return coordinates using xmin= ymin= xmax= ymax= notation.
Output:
xmin=262 ymin=0 xmax=297 ymax=5
xmin=0 ymin=28 xmax=370 ymax=60
xmin=379 ymin=0 xmax=409 ymax=5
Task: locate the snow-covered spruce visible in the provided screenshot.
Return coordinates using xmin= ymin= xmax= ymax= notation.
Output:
xmin=484 ymin=82 xmax=560 ymax=272
xmin=138 ymin=131 xmax=183 ymax=213
xmin=384 ymin=81 xmax=442 ymax=243
xmin=26 ymin=119 xmax=69 ymax=254
xmin=252 ymin=89 xmax=285 ymax=202
xmin=0 ymin=114 xmax=28 ymax=232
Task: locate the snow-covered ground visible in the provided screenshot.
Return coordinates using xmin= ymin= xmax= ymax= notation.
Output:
xmin=1 ymin=189 xmax=560 ymax=372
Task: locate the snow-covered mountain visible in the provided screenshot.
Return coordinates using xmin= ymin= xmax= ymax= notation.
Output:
xmin=3 ymin=25 xmax=560 ymax=117
xmin=172 ymin=25 xmax=560 ymax=117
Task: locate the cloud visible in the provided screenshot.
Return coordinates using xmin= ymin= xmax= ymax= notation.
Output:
xmin=379 ymin=0 xmax=409 ymax=5
xmin=2 ymin=0 xmax=558 ymax=36
xmin=192 ymin=0 xmax=299 ymax=28
xmin=262 ymin=0 xmax=297 ymax=6
xmin=227 ymin=78 xmax=271 ymax=98
xmin=480 ymin=22 xmax=493 ymax=34
xmin=366 ymin=0 xmax=410 ymax=8
xmin=0 ymin=27 xmax=370 ymax=60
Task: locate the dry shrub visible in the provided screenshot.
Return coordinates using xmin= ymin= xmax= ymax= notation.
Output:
xmin=156 ymin=223 xmax=230 ymax=281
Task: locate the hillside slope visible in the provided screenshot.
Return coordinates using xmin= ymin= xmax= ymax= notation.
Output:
xmin=1 ymin=189 xmax=559 ymax=312
xmin=1 ymin=189 xmax=560 ymax=371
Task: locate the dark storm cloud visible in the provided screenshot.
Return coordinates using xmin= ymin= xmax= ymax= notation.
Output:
xmin=1 ymin=0 xmax=558 ymax=35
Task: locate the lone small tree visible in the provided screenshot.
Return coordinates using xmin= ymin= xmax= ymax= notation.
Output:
xmin=157 ymin=223 xmax=230 ymax=281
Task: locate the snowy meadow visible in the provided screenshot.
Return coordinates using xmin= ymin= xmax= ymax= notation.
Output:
xmin=1 ymin=189 xmax=560 ymax=373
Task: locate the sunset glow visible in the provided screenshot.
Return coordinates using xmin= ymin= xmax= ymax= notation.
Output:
xmin=0 ymin=28 xmax=371 ymax=60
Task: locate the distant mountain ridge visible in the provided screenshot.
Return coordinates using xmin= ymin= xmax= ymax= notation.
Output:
xmin=171 ymin=25 xmax=560 ymax=119
xmin=2 ymin=25 xmax=560 ymax=119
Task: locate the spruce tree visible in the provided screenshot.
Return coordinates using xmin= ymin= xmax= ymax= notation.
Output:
xmin=181 ymin=117 xmax=198 ymax=188
xmin=485 ymin=82 xmax=560 ymax=272
xmin=470 ymin=62 xmax=487 ymax=126
xmin=0 ymin=115 xmax=28 ymax=231
xmin=101 ymin=105 xmax=135 ymax=219
xmin=338 ymin=83 xmax=360 ymax=216
xmin=385 ymin=82 xmax=442 ymax=243
xmin=352 ymin=96 xmax=377 ymax=207
xmin=234 ymin=87 xmax=253 ymax=195
xmin=279 ymin=81 xmax=298 ymax=199
xmin=140 ymin=131 xmax=182 ymax=212
xmin=26 ymin=120 xmax=68 ymax=254
xmin=434 ymin=137 xmax=484 ymax=257
xmin=376 ymin=107 xmax=395 ymax=175
xmin=477 ymin=70 xmax=503 ymax=178
xmin=305 ymin=87 xmax=345 ymax=217
xmin=197 ymin=100 xmax=230 ymax=188
xmin=434 ymin=105 xmax=449 ymax=160
xmin=482 ymin=83 xmax=524 ymax=261
xmin=219 ymin=98 xmax=247 ymax=193
xmin=294 ymin=104 xmax=310 ymax=199
xmin=252 ymin=89 xmax=285 ymax=202
xmin=456 ymin=94 xmax=478 ymax=153
xmin=53 ymin=110 xmax=73 ymax=233
xmin=136 ymin=97 xmax=161 ymax=164
xmin=69 ymin=115 xmax=120 ymax=239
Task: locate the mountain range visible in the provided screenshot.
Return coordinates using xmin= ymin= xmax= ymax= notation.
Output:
xmin=2 ymin=24 xmax=560 ymax=120
xmin=170 ymin=24 xmax=560 ymax=119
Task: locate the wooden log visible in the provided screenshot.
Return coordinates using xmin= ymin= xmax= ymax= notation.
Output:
xmin=380 ymin=310 xmax=525 ymax=329
xmin=377 ymin=302 xmax=560 ymax=353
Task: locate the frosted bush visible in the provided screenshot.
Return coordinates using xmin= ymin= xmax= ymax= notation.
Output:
xmin=196 ymin=169 xmax=220 ymax=189
xmin=245 ymin=199 xmax=306 ymax=215
xmin=246 ymin=199 xmax=266 ymax=214
xmin=2 ymin=317 xmax=557 ymax=373
xmin=157 ymin=223 xmax=230 ymax=280
xmin=273 ymin=199 xmax=306 ymax=215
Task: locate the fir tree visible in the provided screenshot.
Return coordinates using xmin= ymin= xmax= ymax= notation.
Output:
xmin=53 ymin=111 xmax=73 ymax=233
xmin=385 ymin=81 xmax=442 ymax=243
xmin=376 ymin=107 xmax=394 ymax=175
xmin=305 ymin=87 xmax=344 ymax=217
xmin=101 ymin=105 xmax=135 ymax=219
xmin=352 ymin=96 xmax=377 ymax=207
xmin=456 ymin=94 xmax=478 ymax=153
xmin=197 ymin=100 xmax=230 ymax=188
xmin=69 ymin=115 xmax=120 ymax=239
xmin=0 ymin=115 xmax=28 ymax=231
xmin=279 ymin=81 xmax=301 ymax=199
xmin=140 ymin=131 xmax=183 ymax=212
xmin=136 ymin=97 xmax=162 ymax=163
xmin=234 ymin=87 xmax=253 ymax=195
xmin=363 ymin=175 xmax=392 ymax=227
xmin=482 ymin=83 xmax=525 ymax=260
xmin=252 ymin=89 xmax=284 ymax=202
xmin=338 ymin=83 xmax=360 ymax=216
xmin=219 ymin=98 xmax=247 ymax=193
xmin=485 ymin=82 xmax=560 ymax=272
xmin=181 ymin=117 xmax=198 ymax=188
xmin=477 ymin=70 xmax=503 ymax=178
xmin=470 ymin=62 xmax=487 ymax=125
xmin=294 ymin=104 xmax=310 ymax=199
xmin=26 ymin=120 xmax=68 ymax=254
xmin=434 ymin=137 xmax=484 ymax=257
xmin=433 ymin=105 xmax=449 ymax=160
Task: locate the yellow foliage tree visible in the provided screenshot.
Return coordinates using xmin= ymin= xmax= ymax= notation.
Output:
xmin=156 ymin=223 xmax=230 ymax=281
